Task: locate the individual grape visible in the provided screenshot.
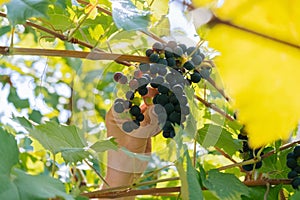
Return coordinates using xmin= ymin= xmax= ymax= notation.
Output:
xmin=152 ymin=75 xmax=164 ymax=85
xmin=129 ymin=79 xmax=139 ymax=90
xmin=133 ymin=119 xmax=140 ymax=128
xmin=164 ymin=47 xmax=174 ymax=58
xmin=255 ymin=161 xmax=262 ymax=169
xmin=287 ymin=158 xmax=298 ymax=169
xmin=167 ymin=57 xmax=176 ymax=67
xmin=149 ymin=53 xmax=160 ymax=63
xmin=146 ymin=49 xmax=153 ymax=57
xmin=178 ymin=95 xmax=188 ymax=105
xmin=164 ymin=103 xmax=175 ymax=114
xmin=169 ymin=111 xmax=181 ymax=124
xmin=178 ymin=43 xmax=187 ymax=53
xmin=123 ymin=100 xmax=132 ymax=109
xmin=119 ymin=75 xmax=128 ymax=84
xmin=158 ymin=84 xmax=169 ymax=94
xmin=142 ymin=74 xmax=152 ymax=82
xmin=113 ymin=72 xmax=123 ymax=82
xmin=242 ymin=164 xmax=254 ymax=172
xmin=163 ymin=130 xmax=171 ymax=138
xmin=199 ymin=52 xmax=205 ymax=60
xmin=166 ymin=41 xmax=177 ymax=49
xmin=169 ymin=129 xmax=176 ymax=138
xmin=238 ymin=134 xmax=248 ymax=140
xmin=173 ymin=46 xmax=183 ymax=58
xmin=287 ymin=152 xmax=296 ymax=159
xmin=158 ymin=59 xmax=168 ymax=66
xmin=288 ymin=170 xmax=298 ymax=179
xmin=138 ymin=86 xmax=148 ymax=96
xmin=165 ymin=73 xmax=175 ymax=83
xmin=192 ymin=54 xmax=203 ymax=65
xmin=186 ymin=46 xmax=196 ymax=55
xmin=174 ymin=104 xmax=181 ymax=112
xmin=130 ymin=105 xmax=141 ymax=116
xmin=295 ymin=166 xmax=300 ymax=173
xmin=126 ymin=91 xmax=134 ymax=100
xmin=292 ymin=177 xmax=300 ymax=189
xmin=154 ymin=104 xmax=165 ymax=114
xmin=172 ymin=84 xmax=183 ymax=94
xmin=150 ymin=64 xmax=159 ymax=74
xmin=158 ymin=66 xmax=167 ymax=76
xmin=137 ymin=77 xmax=149 ymax=86
xmin=294 ymin=146 xmax=300 ymax=157
xmin=122 ymin=121 xmax=134 ymax=133
xmin=162 ymin=120 xmax=173 ymax=131
xmin=134 ymin=70 xmax=143 ymax=78
xmin=152 ymin=42 xmax=164 ymax=51
xmin=156 ymin=94 xmax=169 ymax=106
xmin=136 ymin=113 xmax=145 ymax=122
xmin=114 ymin=101 xmax=124 ymax=113
xmin=183 ymin=61 xmax=195 ymax=70
xmin=139 ymin=63 xmax=150 ymax=72
xmin=181 ymin=105 xmax=190 ymax=115
xmin=191 ymin=71 xmax=202 ymax=83
xmin=169 ymin=94 xmax=179 ymax=104
xmin=199 ymin=68 xmax=210 ymax=79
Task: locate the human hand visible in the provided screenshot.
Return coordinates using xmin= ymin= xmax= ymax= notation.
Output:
xmin=102 ymin=88 xmax=161 ymax=191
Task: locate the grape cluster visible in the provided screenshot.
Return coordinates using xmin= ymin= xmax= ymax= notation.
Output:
xmin=113 ymin=41 xmax=211 ymax=138
xmin=238 ymin=133 xmax=263 ymax=171
xmin=286 ymin=146 xmax=300 ymax=189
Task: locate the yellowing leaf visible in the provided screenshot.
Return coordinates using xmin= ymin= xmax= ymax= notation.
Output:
xmin=0 ymin=0 xmax=10 ymax=5
xmin=206 ymin=24 xmax=300 ymax=148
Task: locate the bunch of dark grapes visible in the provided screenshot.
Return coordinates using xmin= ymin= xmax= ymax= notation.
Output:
xmin=286 ymin=146 xmax=300 ymax=189
xmin=113 ymin=41 xmax=210 ymax=138
xmin=238 ymin=133 xmax=263 ymax=171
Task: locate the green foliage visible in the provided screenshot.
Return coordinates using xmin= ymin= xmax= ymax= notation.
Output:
xmin=0 ymin=127 xmax=19 ymax=175
xmin=198 ymin=124 xmax=241 ymax=156
xmin=6 ymin=0 xmax=50 ymax=25
xmin=0 ymin=0 xmax=298 ymax=199
xmin=203 ymin=170 xmax=250 ymax=200
xmin=30 ymin=121 xmax=90 ymax=163
xmin=111 ymin=0 xmax=150 ymax=31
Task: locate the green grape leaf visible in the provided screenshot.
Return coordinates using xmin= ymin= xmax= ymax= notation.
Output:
xmin=242 ymin=185 xmax=282 ymax=200
xmin=197 ymin=124 xmax=241 ymax=156
xmin=13 ymin=168 xmax=73 ymax=200
xmin=291 ymin=190 xmax=300 ymax=200
xmin=6 ymin=0 xmax=50 ymax=25
xmin=0 ymin=25 xmax=11 ymax=37
xmin=185 ymin=113 xmax=198 ymax=138
xmin=28 ymin=109 xmax=43 ymax=123
xmin=111 ymin=0 xmax=150 ymax=31
xmin=203 ymin=170 xmax=250 ymax=200
xmin=90 ymin=137 xmax=118 ymax=153
xmin=0 ymin=175 xmax=19 ymax=200
xmin=12 ymin=116 xmax=34 ymax=131
xmin=30 ymin=121 xmax=90 ymax=163
xmin=7 ymin=87 xmax=30 ymax=109
xmin=0 ymin=127 xmax=19 ymax=175
xmin=186 ymin=151 xmax=203 ymax=199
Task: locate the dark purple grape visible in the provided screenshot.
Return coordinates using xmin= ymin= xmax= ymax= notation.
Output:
xmin=192 ymin=54 xmax=203 ymax=65
xmin=178 ymin=44 xmax=187 ymax=52
xmin=166 ymin=41 xmax=177 ymax=49
xmin=183 ymin=61 xmax=194 ymax=70
xmin=138 ymin=86 xmax=148 ymax=96
xmin=126 ymin=91 xmax=134 ymax=100
xmin=122 ymin=121 xmax=134 ymax=133
xmin=149 ymin=53 xmax=160 ymax=63
xmin=146 ymin=49 xmax=154 ymax=57
xmin=173 ymin=46 xmax=183 ymax=58
xmin=114 ymin=101 xmax=124 ymax=113
xmin=129 ymin=79 xmax=139 ymax=90
xmin=191 ymin=71 xmax=201 ymax=83
xmin=152 ymin=42 xmax=164 ymax=51
xmin=139 ymin=63 xmax=150 ymax=72
xmin=113 ymin=72 xmax=123 ymax=82
xmin=130 ymin=105 xmax=141 ymax=116
xmin=136 ymin=113 xmax=145 ymax=121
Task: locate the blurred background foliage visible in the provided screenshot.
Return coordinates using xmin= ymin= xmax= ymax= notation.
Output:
xmin=0 ymin=0 xmax=300 ymax=199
